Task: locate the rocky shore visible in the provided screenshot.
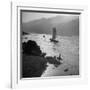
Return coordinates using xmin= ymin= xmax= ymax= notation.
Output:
xmin=22 ymin=40 xmax=63 ymax=78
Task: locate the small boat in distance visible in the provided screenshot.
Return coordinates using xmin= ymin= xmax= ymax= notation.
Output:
xmin=50 ymin=27 xmax=59 ymax=43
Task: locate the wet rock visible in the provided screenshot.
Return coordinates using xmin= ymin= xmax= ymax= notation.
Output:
xmin=64 ymin=68 xmax=69 ymax=72
xmin=46 ymin=56 xmax=62 ymax=67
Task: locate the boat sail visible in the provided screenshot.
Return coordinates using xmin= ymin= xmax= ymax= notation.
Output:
xmin=52 ymin=27 xmax=56 ymax=40
xmin=50 ymin=27 xmax=58 ymax=43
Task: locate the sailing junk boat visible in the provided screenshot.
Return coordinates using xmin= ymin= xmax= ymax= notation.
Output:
xmin=50 ymin=27 xmax=58 ymax=43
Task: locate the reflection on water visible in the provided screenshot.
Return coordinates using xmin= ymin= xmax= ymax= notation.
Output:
xmin=22 ymin=33 xmax=79 ymax=76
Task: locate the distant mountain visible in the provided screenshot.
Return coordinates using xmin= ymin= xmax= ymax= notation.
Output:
xmin=56 ymin=18 xmax=79 ymax=36
xmin=22 ymin=18 xmax=52 ymax=34
xmin=22 ymin=16 xmax=79 ymax=36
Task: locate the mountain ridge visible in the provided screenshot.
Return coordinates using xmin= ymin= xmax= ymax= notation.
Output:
xmin=22 ymin=16 xmax=79 ymax=36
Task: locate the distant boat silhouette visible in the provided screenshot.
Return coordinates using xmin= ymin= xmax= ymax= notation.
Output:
xmin=50 ymin=27 xmax=58 ymax=43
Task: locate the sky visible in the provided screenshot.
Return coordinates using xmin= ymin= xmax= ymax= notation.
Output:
xmin=22 ymin=12 xmax=59 ymax=23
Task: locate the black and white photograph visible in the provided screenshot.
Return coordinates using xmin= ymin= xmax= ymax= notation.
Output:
xmin=21 ymin=10 xmax=79 ymax=78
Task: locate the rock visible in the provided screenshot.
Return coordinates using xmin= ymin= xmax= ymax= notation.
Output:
xmin=64 ymin=68 xmax=69 ymax=72
xmin=41 ymin=52 xmax=46 ymax=57
xmin=22 ymin=40 xmax=42 ymax=56
xmin=46 ymin=56 xmax=62 ymax=67
xmin=43 ymin=35 xmax=45 ymax=38
xmin=22 ymin=55 xmax=48 ymax=77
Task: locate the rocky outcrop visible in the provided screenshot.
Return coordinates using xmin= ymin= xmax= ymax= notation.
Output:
xmin=22 ymin=40 xmax=63 ymax=77
xmin=22 ymin=40 xmax=42 ymax=56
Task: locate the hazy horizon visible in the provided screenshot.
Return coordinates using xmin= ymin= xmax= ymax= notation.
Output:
xmin=22 ymin=12 xmax=79 ymax=23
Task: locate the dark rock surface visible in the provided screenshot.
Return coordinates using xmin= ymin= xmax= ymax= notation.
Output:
xmin=22 ymin=55 xmax=47 ymax=77
xmin=22 ymin=40 xmax=42 ymax=56
xmin=64 ymin=68 xmax=69 ymax=72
